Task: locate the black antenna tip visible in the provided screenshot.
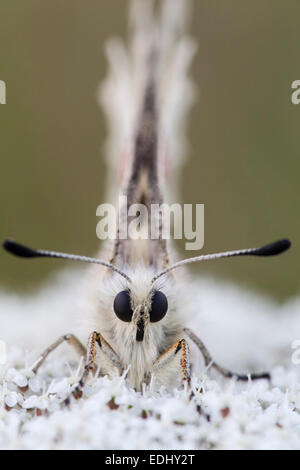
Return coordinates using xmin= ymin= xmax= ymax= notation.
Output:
xmin=2 ymin=239 xmax=40 ymax=258
xmin=255 ymin=239 xmax=291 ymax=257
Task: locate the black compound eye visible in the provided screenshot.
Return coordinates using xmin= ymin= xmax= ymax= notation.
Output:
xmin=113 ymin=290 xmax=133 ymax=322
xmin=149 ymin=290 xmax=168 ymax=323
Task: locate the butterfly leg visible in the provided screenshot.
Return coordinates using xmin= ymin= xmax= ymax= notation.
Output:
xmin=67 ymin=331 xmax=122 ymax=403
xmin=152 ymin=338 xmax=191 ymax=387
xmin=184 ymin=327 xmax=270 ymax=381
xmin=32 ymin=334 xmax=86 ymax=374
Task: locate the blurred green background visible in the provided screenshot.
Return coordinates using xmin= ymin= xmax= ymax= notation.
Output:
xmin=0 ymin=0 xmax=299 ymax=300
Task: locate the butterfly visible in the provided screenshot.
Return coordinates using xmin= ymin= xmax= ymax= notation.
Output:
xmin=3 ymin=0 xmax=290 ymax=398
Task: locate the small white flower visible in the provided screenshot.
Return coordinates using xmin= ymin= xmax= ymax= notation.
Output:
xmin=6 ymin=368 xmax=28 ymax=388
xmin=28 ymin=376 xmax=42 ymax=393
xmin=22 ymin=395 xmax=48 ymax=410
xmin=5 ymin=391 xmax=23 ymax=408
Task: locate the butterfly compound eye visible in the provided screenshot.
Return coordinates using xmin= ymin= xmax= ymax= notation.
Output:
xmin=149 ymin=290 xmax=168 ymax=322
xmin=113 ymin=290 xmax=133 ymax=322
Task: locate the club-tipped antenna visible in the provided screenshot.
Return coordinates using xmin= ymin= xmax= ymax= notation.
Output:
xmin=3 ymin=239 xmax=131 ymax=282
xmin=151 ymin=239 xmax=291 ymax=283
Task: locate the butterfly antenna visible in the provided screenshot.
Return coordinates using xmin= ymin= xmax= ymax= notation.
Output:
xmin=3 ymin=239 xmax=131 ymax=282
xmin=152 ymin=239 xmax=291 ymax=283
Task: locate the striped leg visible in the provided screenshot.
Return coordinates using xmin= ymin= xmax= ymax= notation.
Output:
xmin=32 ymin=334 xmax=86 ymax=374
xmin=67 ymin=331 xmax=122 ymax=402
xmin=153 ymin=338 xmax=191 ymax=387
xmin=184 ymin=327 xmax=270 ymax=381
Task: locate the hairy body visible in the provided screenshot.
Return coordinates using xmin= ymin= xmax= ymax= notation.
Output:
xmin=79 ymin=0 xmax=196 ymax=391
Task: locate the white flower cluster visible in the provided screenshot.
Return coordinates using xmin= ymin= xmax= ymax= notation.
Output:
xmin=1 ymin=346 xmax=300 ymax=450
